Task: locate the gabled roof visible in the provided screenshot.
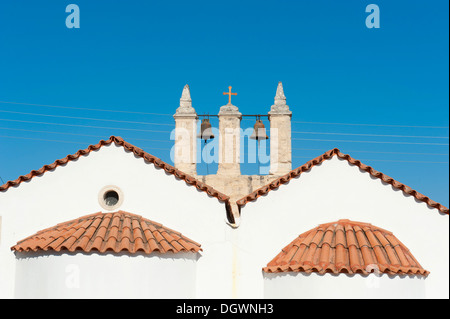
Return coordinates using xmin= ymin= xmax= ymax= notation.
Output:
xmin=263 ymin=219 xmax=429 ymax=276
xmin=11 ymin=211 xmax=202 ymax=254
xmin=0 ymin=135 xmax=231 ymax=204
xmin=237 ymin=148 xmax=449 ymax=215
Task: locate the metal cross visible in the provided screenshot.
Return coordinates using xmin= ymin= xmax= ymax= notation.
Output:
xmin=223 ymin=86 xmax=237 ymax=104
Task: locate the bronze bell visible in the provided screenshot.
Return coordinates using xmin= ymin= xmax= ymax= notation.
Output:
xmin=198 ymin=118 xmax=215 ymax=141
xmin=250 ymin=120 xmax=269 ymax=140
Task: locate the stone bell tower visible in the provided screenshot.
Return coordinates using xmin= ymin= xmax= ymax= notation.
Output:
xmin=172 ymin=83 xmax=293 ymax=223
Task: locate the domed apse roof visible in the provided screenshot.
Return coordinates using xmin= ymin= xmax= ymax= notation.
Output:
xmin=11 ymin=211 xmax=202 ymax=255
xmin=263 ymin=219 xmax=429 ymax=276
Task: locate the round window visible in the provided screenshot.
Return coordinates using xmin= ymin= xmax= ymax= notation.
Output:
xmin=98 ymin=186 xmax=123 ymax=211
xmin=104 ymin=190 xmax=119 ymax=207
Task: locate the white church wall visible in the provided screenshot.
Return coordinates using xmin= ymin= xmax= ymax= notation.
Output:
xmin=0 ymin=143 xmax=233 ymax=298
xmin=1 ymin=145 xmax=447 ymax=299
xmin=237 ymin=156 xmax=449 ymax=299
xmin=14 ymin=251 xmax=197 ymax=299
xmin=263 ymin=272 xmax=426 ymax=299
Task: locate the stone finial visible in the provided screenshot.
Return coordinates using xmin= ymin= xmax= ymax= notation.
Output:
xmin=175 ymin=84 xmax=196 ymax=116
xmin=218 ymin=103 xmax=241 ymax=116
xmin=180 ymin=84 xmax=191 ymax=103
xmin=219 ymin=86 xmax=241 ymax=116
xmin=269 ymin=81 xmax=291 ymax=115
xmin=275 ymin=81 xmax=286 ymax=103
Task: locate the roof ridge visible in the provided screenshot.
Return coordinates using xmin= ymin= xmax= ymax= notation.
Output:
xmin=236 ymin=148 xmax=449 ymax=215
xmin=317 ymin=219 xmax=393 ymax=235
xmin=0 ymin=135 xmax=231 ymax=206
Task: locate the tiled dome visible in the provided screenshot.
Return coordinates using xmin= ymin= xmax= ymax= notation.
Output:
xmin=264 ymin=219 xmax=429 ymax=276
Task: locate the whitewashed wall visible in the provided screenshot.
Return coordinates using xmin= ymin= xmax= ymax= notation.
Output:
xmin=0 ymin=144 xmax=233 ymax=298
xmin=14 ymin=251 xmax=198 ymax=299
xmin=236 ymin=156 xmax=449 ymax=299
xmin=1 ymin=147 xmax=447 ymax=299
xmin=263 ymin=272 xmax=426 ymax=299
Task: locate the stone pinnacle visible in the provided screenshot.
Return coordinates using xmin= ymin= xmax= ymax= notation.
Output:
xmin=180 ymin=84 xmax=192 ymax=103
xmin=274 ymin=81 xmax=286 ymax=105
xmin=174 ymin=84 xmax=196 ymax=116
xmin=269 ymin=81 xmax=291 ymax=115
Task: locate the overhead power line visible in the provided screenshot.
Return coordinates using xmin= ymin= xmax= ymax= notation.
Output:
xmin=0 ymin=118 xmax=172 ymax=133
xmin=0 ymin=135 xmax=171 ymax=151
xmin=2 ymin=111 xmax=445 ymax=139
xmin=292 ymin=130 xmax=449 ymax=139
xmin=0 ymin=134 xmax=446 ymax=165
xmin=292 ymin=155 xmax=448 ymax=164
xmin=0 ymin=135 xmax=90 ymax=144
xmin=291 ymin=120 xmax=449 ymax=129
xmin=1 ymin=126 xmax=448 ymax=157
xmin=292 ymin=148 xmax=449 ymax=156
xmin=1 ymin=100 xmax=448 ymax=129
xmin=0 ymin=110 xmax=174 ymax=126
xmin=0 ymin=101 xmax=173 ymax=116
xmin=0 ymin=127 xmax=171 ymax=143
xmin=292 ymin=137 xmax=449 ymax=146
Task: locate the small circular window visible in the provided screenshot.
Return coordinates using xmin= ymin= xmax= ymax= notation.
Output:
xmin=98 ymin=186 xmax=123 ymax=211
xmin=104 ymin=190 xmax=119 ymax=207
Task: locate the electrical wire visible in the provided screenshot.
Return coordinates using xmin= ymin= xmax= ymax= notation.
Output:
xmin=0 ymin=135 xmax=89 ymax=144
xmin=1 ymin=126 xmax=448 ymax=157
xmin=0 ymin=118 xmax=172 ymax=133
xmin=1 ymin=98 xmax=448 ymax=165
xmin=2 ymin=112 xmax=445 ymax=140
xmin=1 ymin=115 xmax=447 ymax=144
xmin=0 ymin=101 xmax=173 ymax=116
xmin=292 ymin=148 xmax=449 ymax=156
xmin=292 ymin=130 xmax=449 ymax=139
xmin=0 ymin=127 xmax=171 ymax=143
xmin=292 ymin=155 xmax=448 ymax=164
xmin=291 ymin=137 xmax=448 ymax=146
xmin=0 ymin=110 xmax=174 ymax=126
xmin=291 ymin=120 xmax=449 ymax=129
xmin=0 ymin=135 xmax=171 ymax=151
xmin=1 ymin=100 xmax=448 ymax=128
xmin=0 ymin=134 xmax=447 ymax=164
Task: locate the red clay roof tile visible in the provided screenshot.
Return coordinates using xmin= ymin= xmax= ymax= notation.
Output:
xmin=0 ymin=135 xmax=231 ymax=205
xmin=263 ymin=219 xmax=429 ymax=276
xmin=11 ymin=211 xmax=202 ymax=255
xmin=237 ymin=148 xmax=449 ymax=215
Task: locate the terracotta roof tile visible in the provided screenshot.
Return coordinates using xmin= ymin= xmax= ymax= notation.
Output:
xmin=263 ymin=219 xmax=429 ymax=276
xmin=11 ymin=211 xmax=202 ymax=255
xmin=237 ymin=148 xmax=449 ymax=215
xmin=0 ymin=135 xmax=231 ymax=205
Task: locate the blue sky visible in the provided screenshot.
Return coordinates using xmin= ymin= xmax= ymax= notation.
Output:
xmin=0 ymin=0 xmax=448 ymax=207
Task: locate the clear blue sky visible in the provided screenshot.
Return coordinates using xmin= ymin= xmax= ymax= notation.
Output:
xmin=0 ymin=0 xmax=448 ymax=207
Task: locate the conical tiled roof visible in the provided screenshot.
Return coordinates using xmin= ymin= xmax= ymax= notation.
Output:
xmin=264 ymin=219 xmax=429 ymax=276
xmin=11 ymin=211 xmax=202 ymax=254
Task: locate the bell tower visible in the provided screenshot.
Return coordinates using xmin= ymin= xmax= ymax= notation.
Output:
xmin=172 ymin=83 xmax=293 ymax=224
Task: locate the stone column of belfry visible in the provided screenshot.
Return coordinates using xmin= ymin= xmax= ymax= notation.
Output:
xmin=269 ymin=82 xmax=292 ymax=175
xmin=217 ymin=102 xmax=242 ymax=176
xmin=173 ymin=84 xmax=198 ymax=176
